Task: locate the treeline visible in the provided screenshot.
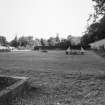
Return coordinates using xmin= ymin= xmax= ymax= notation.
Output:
xmin=81 ymin=17 xmax=105 ymax=47
xmin=0 ymin=35 xmax=81 ymax=50
xmin=81 ymin=0 xmax=105 ymax=47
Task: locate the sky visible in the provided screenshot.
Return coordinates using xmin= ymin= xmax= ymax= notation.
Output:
xmin=0 ymin=0 xmax=94 ymax=41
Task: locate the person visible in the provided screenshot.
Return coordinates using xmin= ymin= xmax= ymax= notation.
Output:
xmin=65 ymin=46 xmax=71 ymax=55
xmin=80 ymin=47 xmax=84 ymax=55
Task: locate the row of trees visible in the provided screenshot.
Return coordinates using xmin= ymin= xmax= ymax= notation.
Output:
xmin=0 ymin=35 xmax=81 ymax=50
xmin=10 ymin=36 xmax=34 ymax=48
xmin=81 ymin=0 xmax=105 ymax=47
xmin=10 ymin=35 xmax=61 ymax=48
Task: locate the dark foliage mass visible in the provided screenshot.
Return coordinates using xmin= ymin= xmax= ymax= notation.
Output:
xmin=0 ymin=36 xmax=8 ymax=46
xmin=81 ymin=0 xmax=105 ymax=47
xmin=8 ymin=35 xmax=81 ymax=50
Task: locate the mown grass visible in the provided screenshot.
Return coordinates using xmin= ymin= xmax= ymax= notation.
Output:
xmin=94 ymin=50 xmax=105 ymax=58
xmin=12 ymin=73 xmax=105 ymax=105
xmin=0 ymin=50 xmax=105 ymax=105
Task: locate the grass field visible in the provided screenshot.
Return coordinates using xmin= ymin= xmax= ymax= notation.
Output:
xmin=0 ymin=50 xmax=105 ymax=75
xmin=0 ymin=50 xmax=105 ymax=105
xmin=94 ymin=50 xmax=105 ymax=58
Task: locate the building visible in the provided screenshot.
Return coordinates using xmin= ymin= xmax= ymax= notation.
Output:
xmin=90 ymin=39 xmax=105 ymax=50
xmin=67 ymin=35 xmax=81 ymax=45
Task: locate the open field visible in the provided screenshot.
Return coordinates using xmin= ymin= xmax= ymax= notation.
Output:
xmin=0 ymin=50 xmax=105 ymax=105
xmin=0 ymin=50 xmax=105 ymax=75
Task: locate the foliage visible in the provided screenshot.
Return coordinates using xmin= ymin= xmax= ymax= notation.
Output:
xmin=81 ymin=16 xmax=105 ymax=47
xmin=10 ymin=36 xmax=34 ymax=48
xmin=0 ymin=36 xmax=8 ymax=46
xmin=18 ymin=37 xmax=28 ymax=47
xmin=10 ymin=36 xmax=19 ymax=47
xmin=88 ymin=0 xmax=105 ymax=22
xmin=40 ymin=38 xmax=45 ymax=46
xmin=81 ymin=0 xmax=105 ymax=48
xmin=8 ymin=34 xmax=82 ymax=50
xmin=92 ymin=0 xmax=105 ymax=15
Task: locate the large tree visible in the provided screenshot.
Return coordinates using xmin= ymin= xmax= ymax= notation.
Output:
xmin=81 ymin=0 xmax=105 ymax=47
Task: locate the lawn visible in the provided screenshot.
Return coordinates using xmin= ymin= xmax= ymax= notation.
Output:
xmin=0 ymin=50 xmax=105 ymax=75
xmin=0 ymin=50 xmax=105 ymax=105
xmin=94 ymin=50 xmax=105 ymax=58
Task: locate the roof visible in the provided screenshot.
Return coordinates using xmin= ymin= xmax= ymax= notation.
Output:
xmin=90 ymin=39 xmax=105 ymax=46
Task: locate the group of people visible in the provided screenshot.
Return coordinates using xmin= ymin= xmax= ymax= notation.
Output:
xmin=65 ymin=46 xmax=85 ymax=55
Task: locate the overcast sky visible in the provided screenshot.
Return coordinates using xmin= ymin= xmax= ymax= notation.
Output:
xmin=0 ymin=0 xmax=94 ymax=41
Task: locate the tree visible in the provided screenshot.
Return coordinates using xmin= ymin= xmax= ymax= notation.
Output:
xmin=59 ymin=39 xmax=69 ymax=49
xmin=88 ymin=0 xmax=105 ymax=22
xmin=0 ymin=36 xmax=7 ymax=46
xmin=10 ymin=36 xmax=19 ymax=47
xmin=92 ymin=0 xmax=105 ymax=14
xmin=55 ymin=33 xmax=60 ymax=43
xmin=26 ymin=36 xmax=34 ymax=47
xmin=40 ymin=38 xmax=45 ymax=46
xmin=47 ymin=37 xmax=55 ymax=46
xmin=81 ymin=0 xmax=105 ymax=48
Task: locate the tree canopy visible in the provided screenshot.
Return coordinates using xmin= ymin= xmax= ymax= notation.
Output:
xmin=0 ymin=36 xmax=8 ymax=46
xmin=81 ymin=0 xmax=105 ymax=48
xmin=91 ymin=0 xmax=105 ymax=21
